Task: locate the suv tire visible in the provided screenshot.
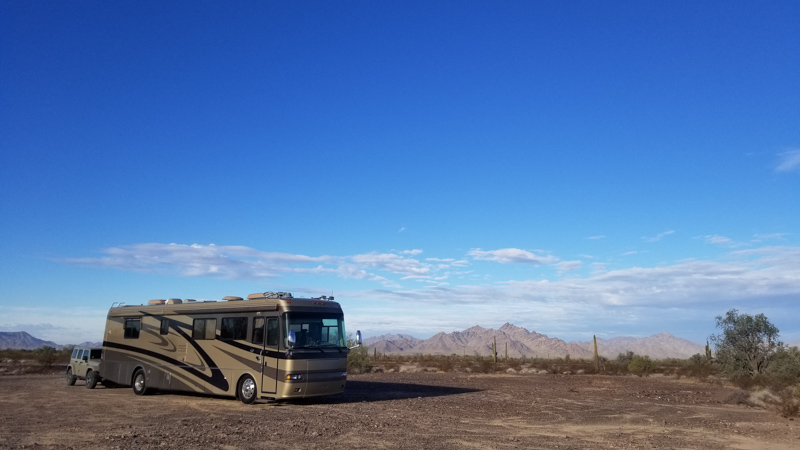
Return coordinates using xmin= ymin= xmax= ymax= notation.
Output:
xmin=66 ymin=368 xmax=77 ymax=386
xmin=85 ymin=370 xmax=98 ymax=389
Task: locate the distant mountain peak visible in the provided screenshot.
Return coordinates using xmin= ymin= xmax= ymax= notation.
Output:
xmin=0 ymin=331 xmax=61 ymax=350
xmin=499 ymin=323 xmax=523 ymax=331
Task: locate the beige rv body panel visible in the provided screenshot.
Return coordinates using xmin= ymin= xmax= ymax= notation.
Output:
xmin=101 ymin=296 xmax=349 ymax=401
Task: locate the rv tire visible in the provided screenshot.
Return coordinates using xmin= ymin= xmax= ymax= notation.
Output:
xmin=66 ymin=368 xmax=76 ymax=386
xmin=85 ymin=370 xmax=98 ymax=389
xmin=132 ymin=369 xmax=150 ymax=395
xmin=238 ymin=375 xmax=257 ymax=404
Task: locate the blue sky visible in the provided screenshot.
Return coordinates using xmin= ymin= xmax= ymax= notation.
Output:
xmin=2 ymin=1 xmax=799 ymax=346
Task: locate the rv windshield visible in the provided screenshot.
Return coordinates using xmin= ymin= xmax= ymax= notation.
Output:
xmin=284 ymin=313 xmax=346 ymax=349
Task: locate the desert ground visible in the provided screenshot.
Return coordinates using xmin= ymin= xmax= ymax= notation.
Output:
xmin=0 ymin=371 xmax=798 ymax=449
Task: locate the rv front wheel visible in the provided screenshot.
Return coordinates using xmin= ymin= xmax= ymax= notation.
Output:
xmin=66 ymin=368 xmax=76 ymax=386
xmin=238 ymin=375 xmax=257 ymax=404
xmin=132 ymin=369 xmax=150 ymax=395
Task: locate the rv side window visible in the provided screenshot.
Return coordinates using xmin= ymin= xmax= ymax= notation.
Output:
xmin=192 ymin=318 xmax=216 ymax=340
xmin=160 ymin=319 xmax=170 ymax=335
xmin=124 ymin=319 xmax=141 ymax=339
xmin=71 ymin=349 xmax=79 ymax=359
xmin=221 ymin=317 xmax=247 ymax=340
xmin=266 ymin=318 xmax=279 ymax=347
xmin=252 ymin=317 xmax=265 ymax=345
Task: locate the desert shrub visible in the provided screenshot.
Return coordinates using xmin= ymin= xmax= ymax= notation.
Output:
xmin=60 ymin=345 xmax=75 ymax=364
xmin=678 ymin=353 xmax=717 ymax=380
xmin=731 ymin=374 xmax=762 ymax=390
xmin=628 ymin=355 xmax=654 ymax=377
xmin=724 ymin=390 xmax=755 ymax=406
xmin=34 ymin=346 xmax=59 ymax=370
xmin=777 ymin=389 xmax=799 ymax=418
xmin=656 ymin=358 xmax=687 ymax=376
xmin=506 ymin=358 xmax=523 ymax=372
xmin=616 ymin=351 xmax=635 ymax=367
xmin=765 ymin=347 xmax=800 ymax=389
xmin=347 ymin=345 xmax=372 ymax=374
xmin=437 ymin=356 xmax=455 ymax=372
xmin=476 ymin=356 xmax=495 ymax=373
xmin=2 ymin=349 xmax=25 ymax=366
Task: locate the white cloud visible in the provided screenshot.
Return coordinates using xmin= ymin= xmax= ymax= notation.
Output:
xmin=753 ymin=233 xmax=788 ymax=242
xmin=588 ymin=235 xmax=606 ymax=240
xmin=702 ymin=235 xmax=739 ymax=247
xmin=642 ymin=230 xmax=674 ymax=242
xmin=63 ymin=243 xmax=328 ymax=279
xmin=776 ymin=149 xmax=800 ymax=173
xmin=61 ymin=243 xmax=436 ymax=288
xmin=555 ymin=260 xmax=582 ymax=274
xmin=351 ymin=252 xmax=431 ymax=276
xmin=468 ymin=248 xmax=558 ymax=265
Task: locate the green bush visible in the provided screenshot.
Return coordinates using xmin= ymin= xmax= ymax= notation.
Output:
xmin=34 ymin=346 xmax=59 ymax=370
xmin=765 ymin=347 xmax=800 ymax=389
xmin=678 ymin=353 xmax=717 ymax=380
xmin=628 ymin=355 xmax=654 ymax=377
xmin=347 ymin=339 xmax=372 ymax=374
xmin=616 ymin=351 xmax=635 ymax=367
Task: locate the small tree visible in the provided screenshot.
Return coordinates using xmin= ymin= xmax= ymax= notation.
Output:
xmin=710 ymin=309 xmax=783 ymax=377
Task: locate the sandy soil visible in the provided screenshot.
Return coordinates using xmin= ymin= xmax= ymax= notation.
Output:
xmin=0 ymin=371 xmax=798 ymax=449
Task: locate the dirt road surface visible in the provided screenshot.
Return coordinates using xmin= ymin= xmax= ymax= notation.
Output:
xmin=1 ymin=372 xmax=798 ymax=449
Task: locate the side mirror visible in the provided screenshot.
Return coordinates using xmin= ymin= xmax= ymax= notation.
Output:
xmin=349 ymin=330 xmax=362 ymax=349
xmin=287 ymin=330 xmax=296 ymax=349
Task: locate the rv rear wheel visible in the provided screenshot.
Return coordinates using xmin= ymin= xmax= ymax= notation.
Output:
xmin=238 ymin=375 xmax=257 ymax=404
xmin=85 ymin=370 xmax=98 ymax=389
xmin=132 ymin=369 xmax=150 ymax=395
xmin=66 ymin=368 xmax=76 ymax=386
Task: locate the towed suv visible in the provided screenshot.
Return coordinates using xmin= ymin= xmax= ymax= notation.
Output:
xmin=66 ymin=348 xmax=102 ymax=388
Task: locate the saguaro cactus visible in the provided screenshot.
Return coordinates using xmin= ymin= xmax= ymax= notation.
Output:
xmin=593 ymin=335 xmax=599 ymax=369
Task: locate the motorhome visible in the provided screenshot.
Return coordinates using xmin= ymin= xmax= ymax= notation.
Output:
xmin=99 ymin=292 xmax=361 ymax=404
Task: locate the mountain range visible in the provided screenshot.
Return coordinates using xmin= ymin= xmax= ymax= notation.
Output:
xmin=2 ymin=328 xmax=797 ymax=357
xmin=364 ymin=323 xmax=707 ymax=360
xmin=0 ymin=332 xmax=102 ymax=350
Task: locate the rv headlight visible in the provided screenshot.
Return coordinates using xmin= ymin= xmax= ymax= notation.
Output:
xmin=285 ymin=374 xmax=303 ymax=381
